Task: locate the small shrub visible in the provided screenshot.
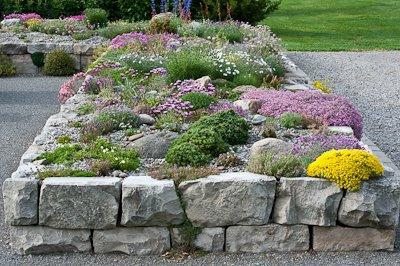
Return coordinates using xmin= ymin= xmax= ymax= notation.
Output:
xmin=77 ymin=103 xmax=96 ymax=116
xmin=84 ymin=8 xmax=108 ymax=29
xmin=38 ymin=168 xmax=96 ymax=180
xmin=43 ymin=50 xmax=76 ymax=76
xmin=56 ymin=135 xmax=72 ymax=144
xmin=149 ymin=13 xmax=182 ymax=34
xmin=216 ymin=152 xmax=243 ymax=167
xmin=247 ymin=152 xmax=305 ymax=177
xmin=190 ymin=110 xmax=250 ymax=145
xmin=149 ymin=165 xmax=220 ymax=184
xmin=0 ymin=53 xmax=16 ymax=77
xmin=181 ymin=92 xmax=216 ymax=110
xmin=31 ymin=52 xmax=45 ymax=67
xmin=307 ymin=149 xmax=384 ymax=191
xmin=280 ymin=112 xmax=303 ymax=129
xmin=165 ymin=142 xmax=211 ymax=167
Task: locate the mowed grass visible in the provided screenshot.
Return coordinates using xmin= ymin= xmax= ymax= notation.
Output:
xmin=262 ymin=0 xmax=400 ymax=51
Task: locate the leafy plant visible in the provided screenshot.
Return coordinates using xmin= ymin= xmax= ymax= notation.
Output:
xmin=77 ymin=103 xmax=96 ymax=116
xmin=155 ymin=111 xmax=184 ymax=132
xmin=279 ymin=112 xmax=303 ymax=129
xmin=97 ymin=20 xmax=148 ymax=39
xmin=0 ymin=53 xmax=16 ymax=77
xmin=247 ymin=152 xmax=305 ymax=177
xmin=84 ymin=8 xmax=108 ymax=29
xmin=56 ymin=135 xmax=72 ymax=144
xmin=166 ymin=142 xmax=212 ymax=167
xmin=181 ymin=92 xmax=216 ymax=110
xmin=43 ymin=50 xmax=76 ymax=76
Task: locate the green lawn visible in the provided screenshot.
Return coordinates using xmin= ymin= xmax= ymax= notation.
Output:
xmin=263 ymin=0 xmax=400 ymax=51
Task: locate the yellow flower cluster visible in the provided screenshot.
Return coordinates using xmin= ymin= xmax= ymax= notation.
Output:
xmin=313 ymin=80 xmax=332 ymax=94
xmin=25 ymin=18 xmax=42 ymax=30
xmin=307 ymin=149 xmax=384 ymax=191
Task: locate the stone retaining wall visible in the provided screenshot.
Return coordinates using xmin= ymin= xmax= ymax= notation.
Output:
xmin=3 ymin=167 xmax=400 ymax=255
xmin=0 ymin=41 xmax=102 ymax=74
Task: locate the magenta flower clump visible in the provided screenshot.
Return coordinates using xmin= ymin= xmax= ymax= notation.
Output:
xmin=209 ymin=101 xmax=246 ymax=117
xmin=110 ymin=32 xmax=179 ymax=49
xmin=4 ymin=13 xmax=42 ymax=21
xmin=174 ymin=79 xmax=216 ymax=97
xmin=58 ymin=72 xmax=86 ymax=103
xmin=241 ymin=89 xmax=363 ymax=139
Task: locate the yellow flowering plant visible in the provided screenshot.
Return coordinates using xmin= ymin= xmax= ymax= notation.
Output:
xmin=25 ymin=18 xmax=42 ymax=30
xmin=307 ymin=149 xmax=384 ymax=191
xmin=313 ymin=80 xmax=332 ymax=94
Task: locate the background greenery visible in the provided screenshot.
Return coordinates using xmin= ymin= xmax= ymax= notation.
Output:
xmin=263 ymin=0 xmax=400 ymax=51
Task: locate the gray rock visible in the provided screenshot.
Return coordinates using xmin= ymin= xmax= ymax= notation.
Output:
xmin=9 ymin=54 xmax=37 ymax=74
xmin=248 ymin=99 xmax=262 ymax=114
xmin=93 ymin=227 xmax=170 ymax=255
xmin=73 ymin=43 xmax=97 ymax=55
xmin=27 ymin=43 xmax=56 ymax=54
xmin=139 ymin=114 xmax=156 ymax=125
xmin=233 ymin=85 xmax=257 ymax=94
xmin=272 ymin=177 xmax=343 ymax=226
xmin=129 ymin=131 xmax=178 ymax=159
xmin=3 ymin=178 xmax=39 ymax=225
xmin=0 ymin=43 xmax=27 ymax=54
xmin=1 ymin=18 xmax=21 ymax=27
xmin=233 ymin=99 xmax=251 ymax=111
xmin=327 ymin=126 xmax=354 ymax=136
xmin=338 ymin=176 xmax=400 ymax=228
xmin=10 ymin=226 xmax=91 ymax=255
xmin=11 ymin=163 xmax=39 ymax=179
xmin=196 ymin=76 xmax=211 ymax=88
xmin=251 ymin=114 xmax=267 ymax=125
xmin=127 ymin=133 xmax=144 ymax=141
xmin=20 ymin=145 xmax=45 ymax=164
xmin=121 ymin=176 xmax=184 ymax=226
xmin=313 ymin=226 xmax=395 ymax=251
xmin=226 ymin=224 xmax=309 ymax=253
xmin=249 ymin=138 xmax=292 ymax=158
xmin=179 ymin=172 xmax=276 ymax=227
xmin=39 ymin=177 xmax=121 ymax=229
xmin=171 ymin=227 xmax=225 ymax=252
xmin=283 ymin=84 xmax=312 ymax=92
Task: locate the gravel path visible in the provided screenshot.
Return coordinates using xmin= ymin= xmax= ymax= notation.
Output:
xmin=1 ymin=53 xmax=400 ymax=265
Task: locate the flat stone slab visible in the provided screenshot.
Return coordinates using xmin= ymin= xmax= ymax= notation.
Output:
xmin=11 ymin=226 xmax=91 ymax=255
xmin=338 ymin=176 xmax=400 ymax=228
xmin=3 ymin=178 xmax=39 ymax=225
xmin=121 ymin=176 xmax=184 ymax=226
xmin=226 ymin=224 xmax=309 ymax=253
xmin=313 ymin=226 xmax=395 ymax=251
xmin=93 ymin=227 xmax=170 ymax=255
xmin=179 ymin=172 xmax=276 ymax=227
xmin=272 ymin=177 xmax=343 ymax=226
xmin=39 ymin=177 xmax=121 ymax=229
xmin=171 ymin=227 xmax=225 ymax=252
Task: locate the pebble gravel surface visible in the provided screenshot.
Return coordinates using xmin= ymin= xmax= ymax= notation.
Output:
xmin=1 ymin=52 xmax=400 ymax=265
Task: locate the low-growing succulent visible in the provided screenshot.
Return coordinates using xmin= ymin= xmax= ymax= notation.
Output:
xmin=247 ymin=152 xmax=305 ymax=177
xmin=280 ymin=112 xmax=303 ymax=129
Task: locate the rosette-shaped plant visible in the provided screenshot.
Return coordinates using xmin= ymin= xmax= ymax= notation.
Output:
xmin=307 ymin=149 xmax=384 ymax=191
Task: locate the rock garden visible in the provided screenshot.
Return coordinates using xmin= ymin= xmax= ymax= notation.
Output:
xmin=2 ymin=3 xmax=400 ymax=257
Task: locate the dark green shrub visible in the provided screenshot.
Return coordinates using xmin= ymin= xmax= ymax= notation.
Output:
xmin=181 ymin=92 xmax=216 ymax=110
xmin=31 ymin=52 xmax=45 ymax=67
xmin=43 ymin=50 xmax=76 ymax=76
xmin=280 ymin=112 xmax=303 ymax=129
xmin=247 ymin=152 xmax=305 ymax=177
xmin=166 ymin=142 xmax=211 ymax=167
xmin=84 ymin=8 xmax=108 ymax=28
xmin=193 ymin=0 xmax=281 ymax=24
xmin=0 ymin=53 xmax=16 ymax=77
xmin=166 ymin=48 xmax=218 ymax=83
xmin=190 ymin=110 xmax=250 ymax=145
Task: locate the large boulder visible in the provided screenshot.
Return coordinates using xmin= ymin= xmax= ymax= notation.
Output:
xmin=272 ymin=177 xmax=343 ymax=226
xmin=338 ymin=176 xmax=400 ymax=228
xmin=93 ymin=227 xmax=170 ymax=255
xmin=121 ymin=176 xmax=184 ymax=226
xmin=129 ymin=131 xmax=179 ymax=158
xmin=249 ymin=138 xmax=292 ymax=158
xmin=313 ymin=226 xmax=395 ymax=251
xmin=171 ymin=227 xmax=225 ymax=252
xmin=3 ymin=178 xmax=39 ymax=225
xmin=179 ymin=172 xmax=276 ymax=227
xmin=10 ymin=226 xmax=91 ymax=255
xmin=39 ymin=177 xmax=121 ymax=229
xmin=226 ymin=224 xmax=309 ymax=253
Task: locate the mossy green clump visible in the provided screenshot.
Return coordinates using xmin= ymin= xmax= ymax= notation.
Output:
xmin=181 ymin=92 xmax=216 ymax=110
xmin=38 ymin=169 xmax=96 ymax=180
xmin=0 ymin=53 xmax=16 ymax=77
xmin=247 ymin=152 xmax=305 ymax=177
xmin=43 ymin=50 xmax=76 ymax=76
xmin=77 ymin=103 xmax=96 ymax=116
xmin=279 ymin=112 xmax=303 ymax=129
xmin=56 ymin=135 xmax=72 ymax=144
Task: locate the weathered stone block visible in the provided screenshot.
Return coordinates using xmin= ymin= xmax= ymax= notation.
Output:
xmin=338 ymin=176 xmax=400 ymax=228
xmin=80 ymin=55 xmax=95 ymax=70
xmin=313 ymin=226 xmax=395 ymax=251
xmin=121 ymin=176 xmax=184 ymax=226
xmin=73 ymin=43 xmax=97 ymax=55
xmin=171 ymin=227 xmax=225 ymax=252
xmin=272 ymin=177 xmax=343 ymax=226
xmin=129 ymin=131 xmax=179 ymax=159
xmin=179 ymin=172 xmax=276 ymax=227
xmin=93 ymin=227 xmax=170 ymax=255
xmin=3 ymin=178 xmax=38 ymax=225
xmin=0 ymin=42 xmax=27 ymax=54
xmin=10 ymin=226 xmax=91 ymax=255
xmin=27 ymin=43 xmax=56 ymax=54
xmin=39 ymin=177 xmax=121 ymax=229
xmin=9 ymin=54 xmax=37 ymax=74
xmin=226 ymin=224 xmax=309 ymax=253
xmin=11 ymin=163 xmax=39 ymax=179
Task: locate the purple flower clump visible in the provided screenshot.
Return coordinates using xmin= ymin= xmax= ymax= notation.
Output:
xmin=174 ymin=79 xmax=216 ymax=97
xmin=63 ymin=14 xmax=85 ymax=21
xmin=110 ymin=32 xmax=150 ymax=49
xmin=4 ymin=13 xmax=42 ymax=21
xmin=209 ymin=101 xmax=246 ymax=117
xmin=152 ymin=98 xmax=193 ymax=117
xmin=292 ymin=133 xmax=364 ymax=156
xmin=242 ymin=89 xmax=363 ymax=139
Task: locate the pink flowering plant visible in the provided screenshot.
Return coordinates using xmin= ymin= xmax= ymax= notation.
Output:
xmin=4 ymin=13 xmax=42 ymax=21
